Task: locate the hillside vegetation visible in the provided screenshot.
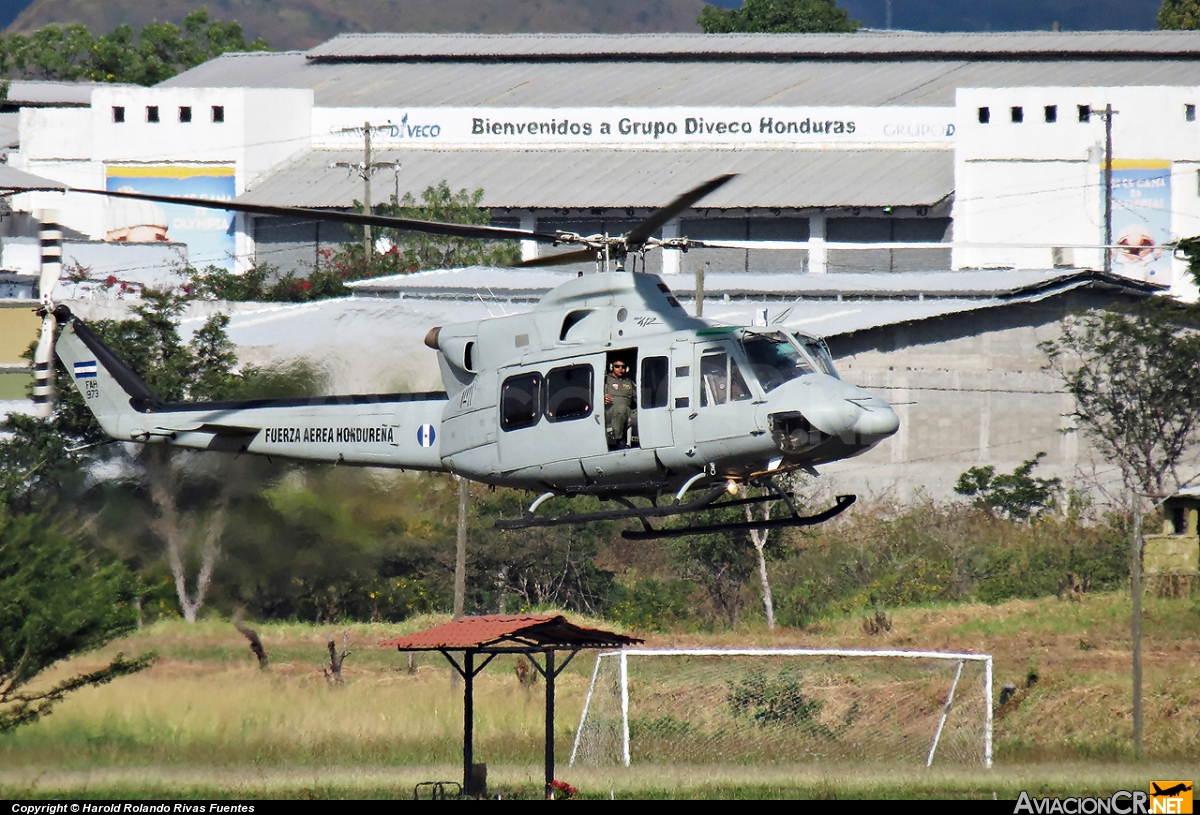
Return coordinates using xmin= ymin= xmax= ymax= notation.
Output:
xmin=6 ymin=0 xmax=1171 ymax=49
xmin=7 ymin=0 xmax=708 ymax=50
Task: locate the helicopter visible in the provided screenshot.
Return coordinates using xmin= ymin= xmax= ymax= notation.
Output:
xmin=15 ymin=173 xmax=899 ymax=539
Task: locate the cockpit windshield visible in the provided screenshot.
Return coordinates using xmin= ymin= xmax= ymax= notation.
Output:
xmin=739 ymin=331 xmax=815 ymax=393
xmin=795 ymin=335 xmax=839 ymax=379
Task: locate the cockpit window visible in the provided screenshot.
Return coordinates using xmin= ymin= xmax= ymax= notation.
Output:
xmin=796 ymin=335 xmax=839 ymax=379
xmin=740 ymin=331 xmax=815 ymax=392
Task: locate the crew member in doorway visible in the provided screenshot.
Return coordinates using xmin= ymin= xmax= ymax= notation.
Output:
xmin=604 ymin=360 xmax=637 ymax=449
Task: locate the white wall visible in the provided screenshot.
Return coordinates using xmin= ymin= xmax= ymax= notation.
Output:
xmin=953 ymin=85 xmax=1200 ymax=301
xmin=9 ymin=86 xmax=313 ymax=271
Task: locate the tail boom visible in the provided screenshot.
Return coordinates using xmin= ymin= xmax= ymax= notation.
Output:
xmin=55 ymin=315 xmax=450 ymax=471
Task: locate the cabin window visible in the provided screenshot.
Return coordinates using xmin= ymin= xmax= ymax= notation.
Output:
xmin=741 ymin=331 xmax=814 ymax=393
xmin=501 ymin=372 xmax=542 ymax=431
xmin=700 ymin=351 xmax=749 ymax=406
xmin=641 ymin=357 xmax=669 ymax=409
xmin=796 ymin=335 xmax=839 ymax=378
xmin=545 ymin=364 xmax=593 ymax=422
xmin=700 ymin=351 xmax=727 ymax=406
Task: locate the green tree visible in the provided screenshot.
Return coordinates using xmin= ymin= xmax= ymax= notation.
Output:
xmin=699 ymin=0 xmax=860 ymax=33
xmin=332 ymin=181 xmax=522 ymax=280
xmin=185 ymin=183 xmax=520 ymax=303
xmin=1159 ymin=0 xmax=1200 ymax=28
xmin=7 ymin=291 xmax=300 ymax=622
xmin=0 ymin=9 xmax=270 ymax=86
xmin=1040 ymin=301 xmax=1200 ymax=501
xmin=670 ymin=509 xmax=758 ymax=627
xmin=955 ymin=452 xmax=1062 ymax=521
xmin=0 ymin=508 xmax=154 ymax=733
xmin=1175 ymin=236 xmax=1200 ymax=286
xmin=465 ymin=490 xmax=616 ymax=617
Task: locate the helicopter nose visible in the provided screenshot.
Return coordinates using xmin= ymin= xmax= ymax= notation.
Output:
xmin=849 ymin=397 xmax=899 ymax=440
xmin=766 ymin=377 xmax=898 ymax=459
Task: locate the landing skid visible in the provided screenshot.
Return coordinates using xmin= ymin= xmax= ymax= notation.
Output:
xmin=494 ymin=486 xmax=856 ymax=541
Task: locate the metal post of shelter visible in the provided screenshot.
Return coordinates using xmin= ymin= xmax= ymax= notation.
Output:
xmin=463 ymin=649 xmax=474 ymax=792
xmin=544 ymin=649 xmax=555 ymax=798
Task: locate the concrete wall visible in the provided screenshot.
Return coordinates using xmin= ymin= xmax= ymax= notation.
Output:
xmin=818 ymin=290 xmax=1144 ymax=503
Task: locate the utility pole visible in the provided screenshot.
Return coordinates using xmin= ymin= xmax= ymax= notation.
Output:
xmin=1096 ymin=104 xmax=1118 ymax=275
xmin=1129 ymin=486 xmax=1143 ymax=759
xmin=454 ymin=476 xmax=469 ymax=620
xmin=331 ymin=121 xmax=398 ymax=259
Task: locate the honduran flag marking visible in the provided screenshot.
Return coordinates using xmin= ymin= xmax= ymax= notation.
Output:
xmin=74 ymin=361 xmax=98 ymax=379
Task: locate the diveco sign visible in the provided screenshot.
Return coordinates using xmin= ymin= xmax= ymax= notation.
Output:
xmin=313 ymin=106 xmax=956 ymax=148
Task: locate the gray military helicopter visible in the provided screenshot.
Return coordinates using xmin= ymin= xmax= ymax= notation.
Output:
xmin=20 ymin=174 xmax=898 ymax=539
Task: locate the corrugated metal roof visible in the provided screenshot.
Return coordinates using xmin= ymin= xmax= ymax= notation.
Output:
xmin=304 ymin=31 xmax=1200 ymax=61
xmin=240 ymin=148 xmax=952 ymax=209
xmin=5 ymin=79 xmax=126 ymax=107
xmin=164 ymin=51 xmax=1200 ymax=107
xmin=379 ymin=614 xmax=641 ymax=650
xmin=0 ymin=163 xmax=68 ymax=190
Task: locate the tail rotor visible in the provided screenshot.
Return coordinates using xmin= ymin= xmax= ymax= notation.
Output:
xmin=32 ymin=213 xmax=62 ymax=419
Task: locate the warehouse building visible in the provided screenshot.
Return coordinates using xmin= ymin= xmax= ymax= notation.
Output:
xmin=3 ymin=31 xmax=1200 ymax=299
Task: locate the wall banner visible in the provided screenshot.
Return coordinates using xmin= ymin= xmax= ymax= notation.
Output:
xmin=313 ymin=107 xmax=956 ymax=149
xmin=1110 ymin=159 xmax=1172 ymax=284
xmin=104 ymin=165 xmax=237 ymax=271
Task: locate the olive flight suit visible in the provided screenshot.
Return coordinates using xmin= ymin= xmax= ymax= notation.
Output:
xmin=605 ymin=373 xmax=638 ymax=448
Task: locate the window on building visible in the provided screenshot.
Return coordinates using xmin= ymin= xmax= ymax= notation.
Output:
xmin=977 ymin=106 xmax=990 ymax=124
xmin=212 ymin=105 xmax=225 ymax=123
xmin=112 ymin=106 xmax=125 ymax=123
xmin=545 ymin=364 xmax=592 ymax=422
xmin=1010 ymin=106 xmax=1023 ymax=123
xmin=640 ymin=357 xmax=670 ymax=409
xmin=501 ymin=372 xmax=542 ymax=431
xmin=179 ymin=106 xmax=192 ymax=123
xmin=1187 ymin=104 xmax=1196 ymax=123
xmin=146 ymin=106 xmax=159 ymax=123
xmin=1044 ymin=105 xmax=1057 ymax=123
xmin=1078 ymin=104 xmax=1091 ymax=123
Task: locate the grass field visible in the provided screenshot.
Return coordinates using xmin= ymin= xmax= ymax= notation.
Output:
xmin=1 ymin=591 xmax=1197 ymax=799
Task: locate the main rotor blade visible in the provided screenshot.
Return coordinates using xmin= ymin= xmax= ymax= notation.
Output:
xmin=514 ymin=248 xmax=598 ymax=268
xmin=5 ymin=186 xmax=564 ymax=245
xmin=624 ymin=173 xmax=737 ymax=247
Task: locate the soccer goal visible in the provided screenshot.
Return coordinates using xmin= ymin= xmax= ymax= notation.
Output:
xmin=569 ymin=648 xmax=993 ymax=769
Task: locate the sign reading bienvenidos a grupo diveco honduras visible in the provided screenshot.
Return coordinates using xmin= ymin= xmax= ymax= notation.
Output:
xmin=312 ymin=107 xmax=956 ymax=148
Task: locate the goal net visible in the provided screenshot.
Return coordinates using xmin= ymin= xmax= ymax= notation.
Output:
xmin=570 ymin=648 xmax=993 ymax=769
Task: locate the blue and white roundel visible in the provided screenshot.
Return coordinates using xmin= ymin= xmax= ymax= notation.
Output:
xmin=417 ymin=424 xmax=436 ymax=448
